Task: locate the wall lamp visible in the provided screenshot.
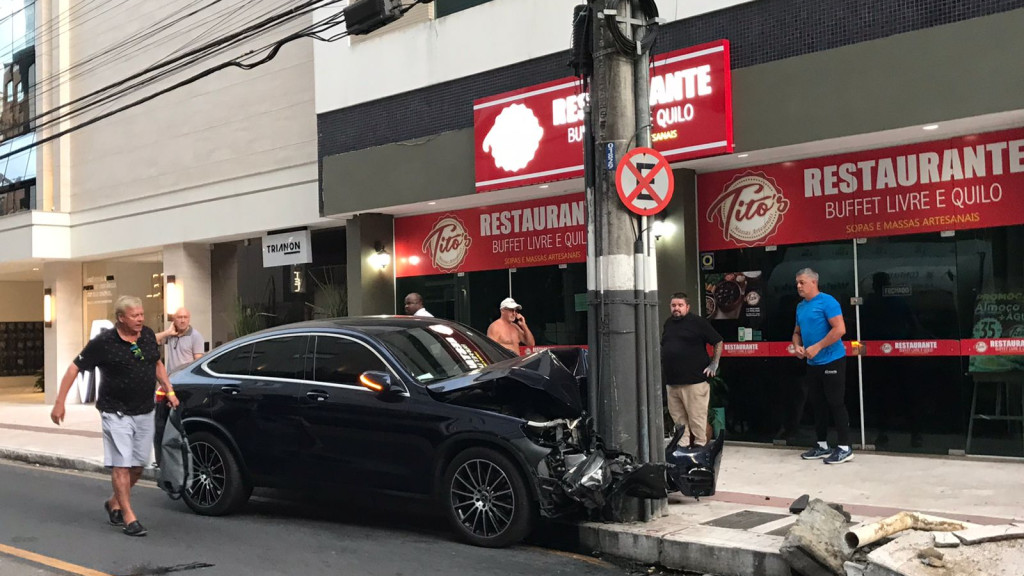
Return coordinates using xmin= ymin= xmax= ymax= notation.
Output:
xmin=165 ymin=275 xmax=181 ymax=320
xmin=368 ymin=241 xmax=391 ymax=270
xmin=652 ymin=218 xmax=677 ymax=241
xmin=44 ymin=288 xmax=54 ymax=328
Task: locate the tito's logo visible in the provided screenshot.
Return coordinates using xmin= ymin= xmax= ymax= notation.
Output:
xmin=706 ymin=172 xmax=790 ymax=246
xmin=482 ymin=103 xmax=544 ymax=172
xmin=422 ymin=215 xmax=473 ymax=272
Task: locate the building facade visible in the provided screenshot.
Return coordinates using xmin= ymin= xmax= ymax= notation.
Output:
xmin=317 ymin=0 xmax=1024 ymax=457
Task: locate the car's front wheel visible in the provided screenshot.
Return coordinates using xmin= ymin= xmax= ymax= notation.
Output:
xmin=183 ymin=431 xmax=251 ymax=516
xmin=442 ymin=447 xmax=534 ymax=547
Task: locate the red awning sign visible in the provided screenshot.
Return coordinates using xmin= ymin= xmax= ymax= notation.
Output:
xmin=616 ymin=147 xmax=674 ymax=216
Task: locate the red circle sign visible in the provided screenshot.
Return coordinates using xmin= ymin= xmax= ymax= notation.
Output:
xmin=615 ymin=147 xmax=674 ymax=216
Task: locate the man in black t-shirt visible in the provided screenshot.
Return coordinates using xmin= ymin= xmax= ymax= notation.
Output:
xmin=661 ymin=292 xmax=723 ymax=447
xmin=51 ymin=296 xmax=178 ymax=537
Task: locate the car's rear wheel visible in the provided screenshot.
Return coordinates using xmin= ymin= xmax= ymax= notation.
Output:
xmin=183 ymin=431 xmax=251 ymax=516
xmin=442 ymin=447 xmax=534 ymax=548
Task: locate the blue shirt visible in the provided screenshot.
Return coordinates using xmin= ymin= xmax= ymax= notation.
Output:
xmin=796 ymin=293 xmax=845 ymax=366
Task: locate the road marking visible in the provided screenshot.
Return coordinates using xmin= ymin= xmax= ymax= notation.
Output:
xmin=0 ymin=543 xmax=112 ymax=576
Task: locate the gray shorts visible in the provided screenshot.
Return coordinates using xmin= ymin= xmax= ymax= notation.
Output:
xmin=101 ymin=411 xmax=155 ymax=468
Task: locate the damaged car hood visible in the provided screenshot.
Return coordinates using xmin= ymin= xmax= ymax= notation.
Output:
xmin=426 ymin=350 xmax=583 ymax=420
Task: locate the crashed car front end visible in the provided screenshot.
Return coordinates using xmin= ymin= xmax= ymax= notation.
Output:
xmin=427 ymin=350 xmax=669 ymax=518
xmin=519 ymin=416 xmax=668 ymax=518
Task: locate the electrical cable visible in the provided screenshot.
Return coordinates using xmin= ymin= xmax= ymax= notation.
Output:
xmin=26 ymin=0 xmax=339 ymax=133
xmin=0 ymin=6 xmax=351 ymax=163
xmin=603 ymin=0 xmax=659 ymax=57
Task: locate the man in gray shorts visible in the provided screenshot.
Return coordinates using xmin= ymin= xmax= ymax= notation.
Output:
xmin=51 ymin=295 xmax=178 ymax=537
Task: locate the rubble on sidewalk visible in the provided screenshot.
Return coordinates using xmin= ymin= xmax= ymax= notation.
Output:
xmin=861 ymin=530 xmax=1024 ymax=576
xmin=953 ymin=523 xmax=1024 ymax=545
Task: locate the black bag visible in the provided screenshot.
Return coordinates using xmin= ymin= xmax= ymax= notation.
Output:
xmin=157 ymin=407 xmax=192 ymax=500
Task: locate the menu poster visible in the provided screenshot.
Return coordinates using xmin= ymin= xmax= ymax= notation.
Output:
xmin=704 ymin=271 xmax=764 ymax=325
xmin=969 ymin=292 xmax=1024 ymax=372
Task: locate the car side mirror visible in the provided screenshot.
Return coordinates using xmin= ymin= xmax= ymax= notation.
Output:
xmin=359 ymin=371 xmax=403 ymax=397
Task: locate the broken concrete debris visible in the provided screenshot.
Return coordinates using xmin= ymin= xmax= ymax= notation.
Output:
xmin=845 ymin=512 xmax=971 ymax=549
xmin=781 ymin=498 xmax=853 ymax=576
xmin=932 ymin=531 xmax=960 ymax=548
xmin=953 ymin=523 xmax=1024 ymax=545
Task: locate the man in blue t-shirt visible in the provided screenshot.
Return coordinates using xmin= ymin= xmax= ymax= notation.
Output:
xmin=792 ymin=268 xmax=853 ymax=464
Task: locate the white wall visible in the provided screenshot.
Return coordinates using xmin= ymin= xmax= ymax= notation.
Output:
xmin=62 ymin=0 xmax=322 ymax=253
xmin=314 ymin=0 xmax=758 ymax=113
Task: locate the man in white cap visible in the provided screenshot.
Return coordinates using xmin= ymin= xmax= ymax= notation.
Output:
xmin=487 ymin=297 xmax=535 ymax=355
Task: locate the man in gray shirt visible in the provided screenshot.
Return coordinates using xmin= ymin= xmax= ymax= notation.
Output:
xmin=157 ymin=308 xmax=205 ymax=372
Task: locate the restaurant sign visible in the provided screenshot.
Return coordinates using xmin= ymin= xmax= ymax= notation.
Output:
xmin=698 ymin=127 xmax=1024 ymax=251
xmin=394 ymin=193 xmax=586 ymax=277
xmin=474 ymin=40 xmax=734 ymax=192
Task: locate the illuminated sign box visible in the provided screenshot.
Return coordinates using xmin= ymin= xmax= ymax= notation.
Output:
xmin=473 ymin=40 xmax=734 ymax=193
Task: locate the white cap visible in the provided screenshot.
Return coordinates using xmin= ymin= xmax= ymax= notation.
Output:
xmin=500 ymin=297 xmax=522 ymax=310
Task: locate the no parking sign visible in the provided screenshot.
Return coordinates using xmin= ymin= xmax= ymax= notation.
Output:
xmin=615 ymin=147 xmax=674 ymax=216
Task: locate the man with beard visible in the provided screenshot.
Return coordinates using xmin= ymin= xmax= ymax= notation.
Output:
xmin=661 ymin=292 xmax=723 ymax=447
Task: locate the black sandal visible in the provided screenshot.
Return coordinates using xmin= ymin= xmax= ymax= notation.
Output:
xmin=104 ymin=501 xmax=124 ymax=526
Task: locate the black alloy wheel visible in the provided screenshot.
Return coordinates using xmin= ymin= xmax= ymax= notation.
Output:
xmin=183 ymin=431 xmax=251 ymax=516
xmin=442 ymin=447 xmax=534 ymax=548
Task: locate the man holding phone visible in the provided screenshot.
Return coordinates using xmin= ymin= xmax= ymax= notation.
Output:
xmin=487 ymin=297 xmax=536 ymax=355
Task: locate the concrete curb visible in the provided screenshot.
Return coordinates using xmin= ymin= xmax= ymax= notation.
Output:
xmin=0 ymin=448 xmax=158 ymax=481
xmin=575 ymin=521 xmax=790 ymax=576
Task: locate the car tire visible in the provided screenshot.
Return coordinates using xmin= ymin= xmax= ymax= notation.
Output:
xmin=442 ymin=446 xmax=534 ymax=548
xmin=183 ymin=431 xmax=251 ymax=516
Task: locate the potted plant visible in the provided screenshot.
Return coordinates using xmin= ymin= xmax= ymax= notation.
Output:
xmin=708 ymin=375 xmax=729 ymax=438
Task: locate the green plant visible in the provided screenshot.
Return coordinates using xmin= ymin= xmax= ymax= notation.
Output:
xmin=708 ymin=375 xmax=730 ymax=408
xmin=306 ymin=269 xmax=347 ymax=319
xmin=231 ymin=297 xmax=267 ymax=338
xmin=34 ymin=369 xmax=44 ymax=392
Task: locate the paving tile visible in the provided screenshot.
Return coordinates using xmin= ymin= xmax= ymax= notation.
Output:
xmin=702 ymin=509 xmax=790 ymax=530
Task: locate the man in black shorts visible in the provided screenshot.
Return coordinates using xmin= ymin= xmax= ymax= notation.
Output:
xmin=51 ymin=295 xmax=178 ymax=536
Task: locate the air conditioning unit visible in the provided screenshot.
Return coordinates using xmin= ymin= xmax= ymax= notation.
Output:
xmin=344 ymin=0 xmax=403 ymax=35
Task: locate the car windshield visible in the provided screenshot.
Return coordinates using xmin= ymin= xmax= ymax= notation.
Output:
xmin=376 ymin=323 xmax=514 ymax=385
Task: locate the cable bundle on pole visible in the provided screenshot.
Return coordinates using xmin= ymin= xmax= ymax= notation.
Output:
xmin=603 ymin=0 xmax=659 ymax=57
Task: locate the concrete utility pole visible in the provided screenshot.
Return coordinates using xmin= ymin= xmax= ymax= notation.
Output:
xmin=585 ymin=0 xmax=666 ymax=521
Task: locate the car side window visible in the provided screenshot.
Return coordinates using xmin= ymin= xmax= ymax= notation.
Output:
xmin=313 ymin=336 xmax=387 ymax=386
xmin=250 ymin=336 xmax=310 ymax=380
xmin=206 ymin=343 xmax=255 ymax=376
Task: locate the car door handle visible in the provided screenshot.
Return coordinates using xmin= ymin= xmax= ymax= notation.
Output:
xmin=306 ymin=390 xmax=330 ymax=402
xmin=221 ymin=385 xmax=241 ymax=396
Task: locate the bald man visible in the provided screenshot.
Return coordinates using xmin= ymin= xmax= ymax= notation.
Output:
xmin=157 ymin=308 xmax=205 ymax=372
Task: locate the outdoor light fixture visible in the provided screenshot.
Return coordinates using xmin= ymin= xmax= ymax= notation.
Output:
xmin=44 ymin=288 xmax=53 ymax=328
xmin=652 ymin=219 xmax=677 ymax=240
xmin=368 ymin=242 xmax=391 ymax=270
xmin=165 ymin=275 xmax=180 ymax=320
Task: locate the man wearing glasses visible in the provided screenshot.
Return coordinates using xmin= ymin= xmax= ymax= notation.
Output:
xmin=50 ymin=295 xmax=177 ymax=537
xmin=157 ymin=307 xmax=205 ymax=372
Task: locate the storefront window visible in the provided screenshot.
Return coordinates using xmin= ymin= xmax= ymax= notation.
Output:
xmin=699 ymin=228 xmax=1024 ymax=457
xmin=397 ymin=264 xmax=588 ymax=347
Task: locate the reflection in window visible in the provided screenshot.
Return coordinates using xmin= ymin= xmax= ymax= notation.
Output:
xmin=251 ymin=336 xmax=309 ymax=379
xmin=207 ymin=343 xmax=255 ymax=376
xmin=313 ymin=336 xmax=386 ymax=386
xmin=377 ymin=325 xmax=511 ymax=384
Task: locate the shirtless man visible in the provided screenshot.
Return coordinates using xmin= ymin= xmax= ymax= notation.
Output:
xmin=486 ymin=297 xmax=535 ymax=355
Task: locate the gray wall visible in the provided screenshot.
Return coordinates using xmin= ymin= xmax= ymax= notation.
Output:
xmin=733 ymin=9 xmax=1024 ymax=150
xmin=346 ymin=214 xmax=396 ymax=315
xmin=322 ymin=130 xmax=475 ymax=216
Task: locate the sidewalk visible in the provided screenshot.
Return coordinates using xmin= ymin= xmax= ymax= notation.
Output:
xmin=2 ymin=401 xmax=1022 ymax=575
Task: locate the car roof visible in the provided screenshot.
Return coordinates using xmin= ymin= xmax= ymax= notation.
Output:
xmin=241 ymin=316 xmax=469 ymax=338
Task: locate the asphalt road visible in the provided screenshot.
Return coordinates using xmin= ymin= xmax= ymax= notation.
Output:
xmin=0 ymin=459 xmax=677 ymax=576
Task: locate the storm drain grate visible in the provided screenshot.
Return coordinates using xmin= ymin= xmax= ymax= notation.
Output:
xmin=701 ymin=510 xmax=790 ymax=530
